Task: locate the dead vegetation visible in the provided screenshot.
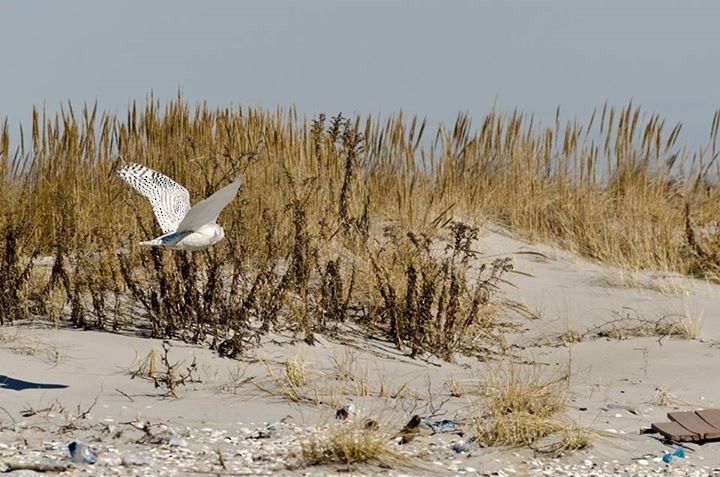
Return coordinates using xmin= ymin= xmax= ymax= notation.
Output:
xmin=251 ymin=351 xmax=417 ymax=408
xmin=473 ymin=364 xmax=590 ymax=456
xmin=0 ymin=98 xmax=717 ymax=362
xmin=370 ymin=222 xmax=514 ymax=359
xmin=0 ymin=101 xmax=524 ymax=361
xmin=589 ymin=308 xmax=702 ymax=341
xmin=290 ymin=422 xmax=407 ymax=471
xmin=537 ymin=306 xmax=703 ymax=347
xmin=130 ymin=340 xmax=201 ymax=398
xmin=653 ymin=386 xmax=696 ymax=407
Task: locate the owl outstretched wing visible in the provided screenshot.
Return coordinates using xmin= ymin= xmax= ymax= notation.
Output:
xmin=117 ymin=163 xmax=191 ymax=234
xmin=176 ymin=176 xmax=242 ymax=232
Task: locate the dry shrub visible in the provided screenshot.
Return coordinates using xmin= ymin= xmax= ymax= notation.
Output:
xmin=370 ymin=222 xmax=513 ymax=359
xmin=291 ymin=423 xmax=406 ymax=470
xmin=474 ymin=364 xmax=589 ymax=455
xmin=684 ymin=202 xmax=720 ymax=282
xmin=0 ymin=225 xmax=38 ymax=325
xmin=590 ymin=308 xmax=702 ymax=340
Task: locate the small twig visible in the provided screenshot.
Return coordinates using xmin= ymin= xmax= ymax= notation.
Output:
xmin=115 ymin=387 xmax=135 ymax=402
xmin=78 ymin=395 xmax=99 ymax=419
xmin=216 ymin=448 xmax=227 ymax=470
xmin=0 ymin=406 xmax=16 ymax=424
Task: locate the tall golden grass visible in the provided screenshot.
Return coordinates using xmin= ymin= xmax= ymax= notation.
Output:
xmin=0 ymin=97 xmax=718 ymax=356
xmin=2 ymin=99 xmax=718 ymax=270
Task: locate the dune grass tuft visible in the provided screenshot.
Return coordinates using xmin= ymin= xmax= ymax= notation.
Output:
xmin=473 ymin=364 xmax=590 ymax=455
xmin=291 ymin=423 xmax=407 ymax=470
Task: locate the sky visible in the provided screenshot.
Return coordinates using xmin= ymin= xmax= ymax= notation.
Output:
xmin=2 ymin=0 xmax=720 ymax=149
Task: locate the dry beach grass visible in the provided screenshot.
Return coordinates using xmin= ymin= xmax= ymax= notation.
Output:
xmin=0 ymin=99 xmax=718 ymax=350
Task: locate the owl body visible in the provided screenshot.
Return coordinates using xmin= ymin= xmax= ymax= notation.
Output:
xmin=117 ymin=163 xmax=241 ymax=251
xmin=140 ymin=223 xmax=226 ymax=250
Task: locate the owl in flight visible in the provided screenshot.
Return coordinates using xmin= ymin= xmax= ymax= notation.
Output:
xmin=117 ymin=163 xmax=242 ymax=250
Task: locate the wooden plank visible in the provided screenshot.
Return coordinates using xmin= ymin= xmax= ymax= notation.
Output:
xmin=697 ymin=409 xmax=720 ymax=432
xmin=651 ymin=421 xmax=700 ymax=442
xmin=668 ymin=411 xmax=720 ymax=440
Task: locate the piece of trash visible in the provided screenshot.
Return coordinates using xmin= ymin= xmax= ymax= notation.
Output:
xmin=431 ymin=419 xmax=458 ymax=433
xmin=68 ymin=440 xmax=97 ymax=464
xmin=452 ymin=439 xmax=471 ymax=453
xmin=335 ymin=403 xmax=357 ymax=420
xmin=663 ymin=453 xmax=673 ymax=464
xmin=248 ymin=415 xmax=292 ymax=439
xmin=673 ymin=448 xmax=686 ymax=458
xmin=398 ymin=415 xmax=423 ymax=445
xmin=650 ymin=409 xmax=720 ymax=442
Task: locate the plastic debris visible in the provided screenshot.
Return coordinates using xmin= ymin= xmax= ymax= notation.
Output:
xmin=68 ymin=440 xmax=97 ymax=464
xmin=431 ymin=419 xmax=458 ymax=433
xmin=335 ymin=403 xmax=357 ymax=420
xmin=663 ymin=447 xmax=687 ymax=463
xmin=452 ymin=439 xmax=471 ymax=453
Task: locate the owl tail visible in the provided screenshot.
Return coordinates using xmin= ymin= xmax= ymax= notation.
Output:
xmin=139 ymin=238 xmax=165 ymax=247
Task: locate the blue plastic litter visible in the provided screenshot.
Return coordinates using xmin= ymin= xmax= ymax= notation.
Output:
xmin=431 ymin=419 xmax=458 ymax=432
xmin=68 ymin=440 xmax=97 ymax=464
xmin=663 ymin=447 xmax=686 ymax=464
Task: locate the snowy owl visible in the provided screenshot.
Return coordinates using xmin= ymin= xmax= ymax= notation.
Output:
xmin=117 ymin=163 xmax=242 ymax=251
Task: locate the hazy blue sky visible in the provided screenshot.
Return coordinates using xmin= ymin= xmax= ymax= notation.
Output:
xmin=2 ymin=0 xmax=719 ymax=148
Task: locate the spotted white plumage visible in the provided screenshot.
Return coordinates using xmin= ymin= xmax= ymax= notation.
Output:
xmin=117 ymin=163 xmax=242 ymax=250
xmin=117 ymin=163 xmax=190 ymax=234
